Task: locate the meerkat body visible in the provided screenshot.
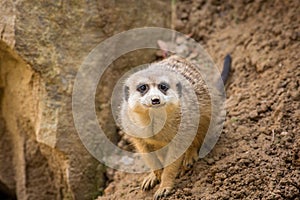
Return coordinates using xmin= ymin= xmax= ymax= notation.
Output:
xmin=120 ymin=55 xmax=231 ymax=199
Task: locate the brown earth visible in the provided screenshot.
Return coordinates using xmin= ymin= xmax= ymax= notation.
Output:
xmin=98 ymin=0 xmax=300 ymax=200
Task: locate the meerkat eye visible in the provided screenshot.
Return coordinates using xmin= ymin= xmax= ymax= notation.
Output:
xmin=158 ymin=83 xmax=169 ymax=94
xmin=137 ymin=84 xmax=149 ymax=94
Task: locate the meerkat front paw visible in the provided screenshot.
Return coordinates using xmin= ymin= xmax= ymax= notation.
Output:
xmin=153 ymin=186 xmax=173 ymax=200
xmin=141 ymin=172 xmax=159 ymax=191
xmin=183 ymin=148 xmax=199 ymax=170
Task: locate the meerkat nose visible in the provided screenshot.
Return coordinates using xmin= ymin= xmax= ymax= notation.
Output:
xmin=151 ymin=97 xmax=160 ymax=105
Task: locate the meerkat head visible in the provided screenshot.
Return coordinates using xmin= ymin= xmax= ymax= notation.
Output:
xmin=124 ymin=65 xmax=182 ymax=112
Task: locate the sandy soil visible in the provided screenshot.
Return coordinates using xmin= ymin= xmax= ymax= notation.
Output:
xmin=98 ymin=0 xmax=300 ymax=199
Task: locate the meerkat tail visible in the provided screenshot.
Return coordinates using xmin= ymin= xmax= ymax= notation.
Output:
xmin=221 ymin=54 xmax=232 ymax=83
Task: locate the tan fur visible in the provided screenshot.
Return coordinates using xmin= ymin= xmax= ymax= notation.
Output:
xmin=121 ymin=56 xmax=212 ymax=199
xmin=129 ymin=102 xmax=151 ymax=127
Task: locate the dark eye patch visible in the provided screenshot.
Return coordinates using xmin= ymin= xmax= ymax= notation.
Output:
xmin=176 ymin=82 xmax=182 ymax=98
xmin=158 ymin=82 xmax=170 ymax=94
xmin=124 ymin=86 xmax=129 ymax=101
xmin=137 ymin=84 xmax=149 ymax=95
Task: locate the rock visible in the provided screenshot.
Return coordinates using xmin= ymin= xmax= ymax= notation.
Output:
xmin=176 ymin=44 xmax=189 ymax=57
xmin=0 ymin=0 xmax=171 ymax=199
xmin=175 ymin=19 xmax=185 ymax=30
xmin=290 ymin=91 xmax=300 ymax=101
xmin=258 ymin=103 xmax=268 ymax=113
xmin=205 ymin=158 xmax=215 ymax=165
xmin=104 ymin=184 xmax=115 ymax=195
xmin=249 ymin=110 xmax=259 ymax=119
xmin=181 ymin=12 xmax=189 ymax=19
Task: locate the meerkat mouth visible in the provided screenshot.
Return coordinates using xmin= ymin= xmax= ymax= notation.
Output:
xmin=142 ymin=103 xmax=166 ymax=108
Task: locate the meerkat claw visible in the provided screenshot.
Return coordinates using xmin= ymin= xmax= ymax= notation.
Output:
xmin=141 ymin=173 xmax=159 ymax=191
xmin=153 ymin=187 xmax=173 ymax=200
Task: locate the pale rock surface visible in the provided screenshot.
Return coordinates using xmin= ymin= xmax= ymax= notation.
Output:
xmin=0 ymin=0 xmax=171 ymax=199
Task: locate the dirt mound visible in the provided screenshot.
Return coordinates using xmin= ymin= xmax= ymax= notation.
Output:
xmin=98 ymin=0 xmax=300 ymax=199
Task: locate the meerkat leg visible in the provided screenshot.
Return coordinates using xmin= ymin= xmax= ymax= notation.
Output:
xmin=140 ymin=155 xmax=163 ymax=190
xmin=153 ymin=156 xmax=183 ymax=200
xmin=182 ymin=119 xmax=208 ymax=172
xmin=183 ymin=145 xmax=199 ymax=170
xmin=132 ymin=141 xmax=163 ymax=190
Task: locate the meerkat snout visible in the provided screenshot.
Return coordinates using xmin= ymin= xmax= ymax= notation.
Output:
xmin=151 ymin=96 xmax=160 ymax=105
xmin=142 ymin=89 xmax=166 ymax=108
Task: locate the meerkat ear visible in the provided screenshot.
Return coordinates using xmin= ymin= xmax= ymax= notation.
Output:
xmin=176 ymin=82 xmax=182 ymax=98
xmin=124 ymin=86 xmax=130 ymax=101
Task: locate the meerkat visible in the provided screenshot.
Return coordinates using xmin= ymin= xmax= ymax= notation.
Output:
xmin=120 ymin=55 xmax=231 ymax=199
